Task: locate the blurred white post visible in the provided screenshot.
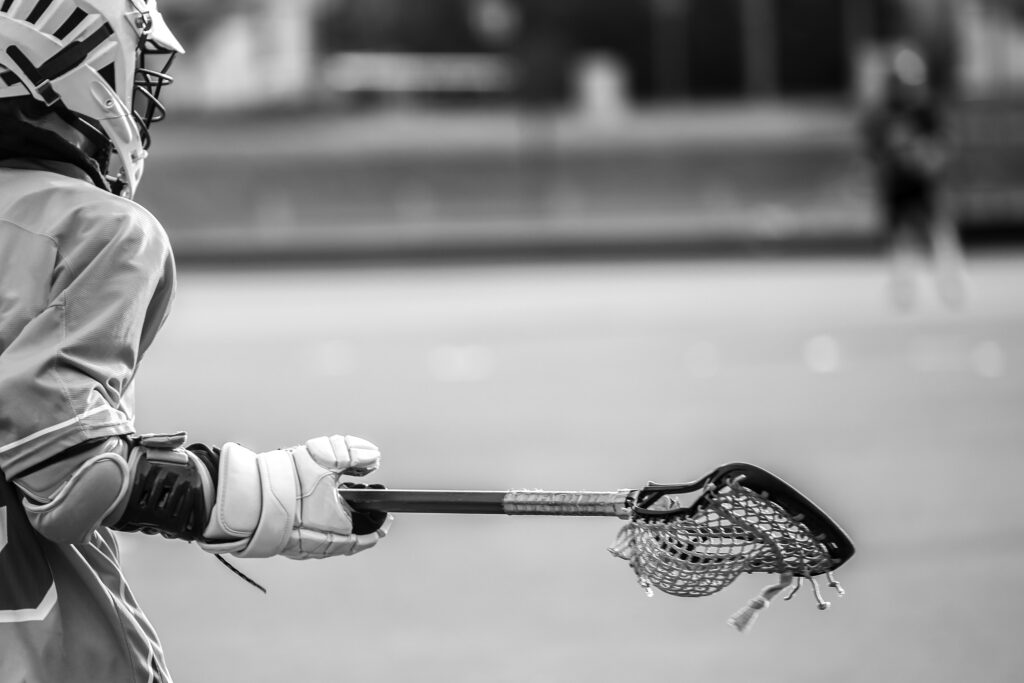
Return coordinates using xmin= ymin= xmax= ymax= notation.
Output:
xmin=169 ymin=0 xmax=321 ymax=111
xmin=843 ymin=0 xmax=877 ymax=99
xmin=259 ymin=0 xmax=319 ymax=104
xmin=958 ymin=0 xmax=1024 ymax=97
xmin=574 ymin=53 xmax=631 ymax=123
xmin=740 ymin=0 xmax=778 ymax=97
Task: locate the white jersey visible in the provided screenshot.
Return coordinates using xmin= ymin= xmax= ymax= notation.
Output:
xmin=0 ymin=158 xmax=176 ymax=682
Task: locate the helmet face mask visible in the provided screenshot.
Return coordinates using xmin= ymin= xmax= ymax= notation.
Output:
xmin=0 ymin=0 xmax=183 ymax=198
xmin=133 ymin=35 xmax=176 ymax=151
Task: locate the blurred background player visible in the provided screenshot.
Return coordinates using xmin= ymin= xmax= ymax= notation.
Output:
xmin=862 ymin=40 xmax=968 ymax=311
xmin=0 ymin=2 xmax=390 ymax=681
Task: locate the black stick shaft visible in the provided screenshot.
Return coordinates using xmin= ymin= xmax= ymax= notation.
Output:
xmin=341 ymin=489 xmax=508 ymax=514
xmin=339 ymin=488 xmax=632 ymax=518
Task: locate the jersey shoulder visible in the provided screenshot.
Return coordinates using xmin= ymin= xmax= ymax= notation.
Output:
xmin=0 ymin=167 xmax=172 ymax=271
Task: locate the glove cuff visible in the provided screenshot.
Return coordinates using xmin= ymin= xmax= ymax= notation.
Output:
xmin=201 ymin=443 xmax=298 ymax=558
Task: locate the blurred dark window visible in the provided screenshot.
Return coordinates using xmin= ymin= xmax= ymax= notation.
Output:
xmin=685 ymin=0 xmax=744 ymax=97
xmin=773 ymin=0 xmax=850 ymax=94
xmin=309 ymin=0 xmax=869 ymax=102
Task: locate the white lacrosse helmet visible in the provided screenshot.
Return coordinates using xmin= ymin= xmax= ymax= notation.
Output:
xmin=0 ymin=0 xmax=183 ymax=198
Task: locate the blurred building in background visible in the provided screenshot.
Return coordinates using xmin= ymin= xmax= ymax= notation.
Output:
xmin=158 ymin=0 xmax=1024 ymax=110
xmin=147 ymin=0 xmax=1024 ymax=259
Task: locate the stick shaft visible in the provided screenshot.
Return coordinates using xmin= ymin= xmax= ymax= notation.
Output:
xmin=339 ymin=488 xmax=632 ymax=518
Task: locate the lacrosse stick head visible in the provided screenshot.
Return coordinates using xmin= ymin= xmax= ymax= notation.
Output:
xmin=610 ymin=463 xmax=854 ymax=603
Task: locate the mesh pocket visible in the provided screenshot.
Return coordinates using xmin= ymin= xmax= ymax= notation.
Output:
xmin=610 ymin=478 xmax=837 ymax=597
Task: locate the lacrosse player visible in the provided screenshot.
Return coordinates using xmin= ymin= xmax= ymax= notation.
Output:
xmin=862 ymin=41 xmax=966 ymax=310
xmin=0 ymin=2 xmax=391 ymax=681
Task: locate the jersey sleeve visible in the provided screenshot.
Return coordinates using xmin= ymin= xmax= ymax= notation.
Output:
xmin=0 ymin=199 xmax=175 ymax=479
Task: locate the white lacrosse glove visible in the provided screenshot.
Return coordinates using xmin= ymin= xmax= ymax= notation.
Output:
xmin=199 ymin=435 xmax=392 ymax=560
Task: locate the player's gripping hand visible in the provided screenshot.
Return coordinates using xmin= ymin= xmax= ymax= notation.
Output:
xmin=199 ymin=435 xmax=392 ymax=560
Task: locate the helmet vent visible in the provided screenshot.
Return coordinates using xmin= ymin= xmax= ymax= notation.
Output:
xmin=98 ymin=61 xmax=115 ymax=89
xmin=26 ymin=0 xmax=54 ymax=24
xmin=53 ymin=6 xmax=87 ymax=39
xmin=0 ymin=1 xmax=13 ymax=14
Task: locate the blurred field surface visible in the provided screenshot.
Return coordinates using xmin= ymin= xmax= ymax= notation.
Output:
xmin=120 ymin=254 xmax=1024 ymax=683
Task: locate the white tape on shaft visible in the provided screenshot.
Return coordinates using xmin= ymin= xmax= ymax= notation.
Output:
xmin=502 ymin=490 xmax=631 ymax=518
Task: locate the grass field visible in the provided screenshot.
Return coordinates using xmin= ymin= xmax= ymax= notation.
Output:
xmin=118 ymin=253 xmax=1024 ymax=683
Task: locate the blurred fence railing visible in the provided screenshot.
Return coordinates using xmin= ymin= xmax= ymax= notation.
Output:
xmin=137 ymin=100 xmax=1021 ymax=261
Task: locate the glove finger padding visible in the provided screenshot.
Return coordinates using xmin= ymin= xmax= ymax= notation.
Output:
xmin=305 ymin=435 xmax=380 ymax=476
xmin=200 ymin=435 xmax=391 ymax=560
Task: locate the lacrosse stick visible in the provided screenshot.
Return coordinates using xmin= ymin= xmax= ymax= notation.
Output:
xmin=340 ymin=462 xmax=854 ymax=632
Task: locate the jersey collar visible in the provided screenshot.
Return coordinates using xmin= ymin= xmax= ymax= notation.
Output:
xmin=0 ymin=157 xmax=95 ymax=184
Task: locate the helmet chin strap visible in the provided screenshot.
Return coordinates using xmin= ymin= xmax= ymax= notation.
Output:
xmin=44 ymin=108 xmax=111 ymax=170
xmin=3 ymin=45 xmax=63 ymax=107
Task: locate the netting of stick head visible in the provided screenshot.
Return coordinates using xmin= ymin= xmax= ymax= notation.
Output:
xmin=609 ymin=466 xmax=850 ymax=599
